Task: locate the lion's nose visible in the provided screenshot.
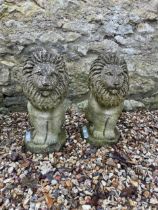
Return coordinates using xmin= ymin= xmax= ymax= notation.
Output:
xmin=114 ymin=80 xmax=119 ymax=87
xmin=114 ymin=83 xmax=119 ymax=86
xmin=42 ymin=81 xmax=49 ymax=86
xmin=42 ymin=77 xmax=50 ymax=86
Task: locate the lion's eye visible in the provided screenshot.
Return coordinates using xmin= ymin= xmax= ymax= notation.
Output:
xmin=50 ymin=72 xmax=54 ymax=76
xmin=119 ymin=73 xmax=123 ymax=77
xmin=36 ymin=71 xmax=42 ymax=76
xmin=106 ymin=72 xmax=113 ymax=76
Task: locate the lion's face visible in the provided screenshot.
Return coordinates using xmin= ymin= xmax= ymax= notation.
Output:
xmin=101 ymin=64 xmax=125 ymax=95
xmin=89 ymin=53 xmax=129 ymax=107
xmin=22 ymin=50 xmax=69 ymax=110
xmin=32 ymin=63 xmax=58 ymax=97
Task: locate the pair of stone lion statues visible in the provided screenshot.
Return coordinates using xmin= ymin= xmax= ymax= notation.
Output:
xmin=21 ymin=49 xmax=129 ymax=153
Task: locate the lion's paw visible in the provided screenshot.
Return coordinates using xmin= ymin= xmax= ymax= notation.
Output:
xmin=45 ymin=134 xmax=58 ymax=145
xmin=93 ymin=130 xmax=104 ymax=140
xmin=104 ymin=131 xmax=116 ymax=139
xmin=32 ymin=135 xmax=46 ymax=145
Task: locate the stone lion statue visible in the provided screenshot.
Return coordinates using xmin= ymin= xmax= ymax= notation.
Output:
xmin=87 ymin=52 xmax=129 ymax=146
xmin=21 ymin=49 xmax=69 ymax=153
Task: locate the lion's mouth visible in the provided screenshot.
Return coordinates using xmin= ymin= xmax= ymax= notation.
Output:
xmin=41 ymin=90 xmax=51 ymax=97
xmin=109 ymin=89 xmax=118 ymax=95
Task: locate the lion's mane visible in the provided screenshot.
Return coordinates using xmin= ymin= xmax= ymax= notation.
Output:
xmin=22 ymin=50 xmax=69 ymax=111
xmin=89 ymin=53 xmax=129 ymax=107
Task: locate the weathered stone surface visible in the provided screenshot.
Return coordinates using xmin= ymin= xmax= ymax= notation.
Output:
xmin=0 ymin=0 xmax=158 ymax=111
xmin=33 ymin=0 xmax=46 ymax=9
xmin=137 ymin=23 xmax=155 ymax=34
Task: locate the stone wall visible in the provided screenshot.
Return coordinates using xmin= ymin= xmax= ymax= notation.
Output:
xmin=0 ymin=0 xmax=158 ymax=112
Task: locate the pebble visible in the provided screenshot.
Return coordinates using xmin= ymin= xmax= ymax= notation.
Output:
xmin=51 ymin=179 xmax=58 ymax=185
xmin=129 ymin=199 xmax=137 ymax=207
xmin=0 ymin=198 xmax=3 ymax=205
xmin=150 ymin=197 xmax=158 ymax=204
xmin=154 ymin=188 xmax=158 ymax=192
xmin=143 ymin=191 xmax=150 ymax=198
xmin=65 ymin=180 xmax=73 ymax=188
xmin=0 ymin=182 xmax=4 ymax=189
xmin=84 ymin=190 xmax=93 ymax=196
xmin=106 ymin=158 xmax=116 ymax=166
xmin=82 ymin=205 xmax=91 ymax=210
xmin=8 ymin=167 xmax=14 ymax=173
xmin=101 ymin=180 xmax=106 ymax=186
xmin=54 ymin=175 xmax=61 ymax=181
xmin=130 ymin=180 xmax=139 ymax=187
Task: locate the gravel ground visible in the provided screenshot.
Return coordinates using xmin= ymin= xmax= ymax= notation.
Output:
xmin=0 ymin=107 xmax=158 ymax=210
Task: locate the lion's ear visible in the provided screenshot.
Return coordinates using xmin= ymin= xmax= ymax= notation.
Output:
xmin=23 ymin=62 xmax=33 ymax=70
xmin=97 ymin=55 xmax=104 ymax=61
xmin=23 ymin=69 xmax=33 ymax=76
xmin=23 ymin=60 xmax=34 ymax=75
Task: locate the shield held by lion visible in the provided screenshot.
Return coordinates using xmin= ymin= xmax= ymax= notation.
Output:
xmin=21 ymin=49 xmax=69 ymax=153
xmin=87 ymin=53 xmax=129 ymax=146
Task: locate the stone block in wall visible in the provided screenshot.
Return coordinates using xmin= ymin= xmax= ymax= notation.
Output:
xmin=143 ymin=95 xmax=158 ymax=110
xmin=2 ymin=84 xmax=22 ymax=96
xmin=0 ymin=64 xmax=10 ymax=86
xmin=0 ymin=94 xmax=3 ymax=105
xmin=3 ymin=95 xmax=27 ymax=111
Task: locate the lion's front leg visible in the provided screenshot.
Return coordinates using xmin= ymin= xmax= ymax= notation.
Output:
xmin=44 ymin=105 xmax=65 ymax=145
xmin=89 ymin=116 xmax=107 ymax=140
xmin=28 ymin=106 xmax=52 ymax=145
xmin=89 ymin=114 xmax=117 ymax=142
xmin=31 ymin=120 xmax=49 ymax=145
xmin=31 ymin=118 xmax=60 ymax=145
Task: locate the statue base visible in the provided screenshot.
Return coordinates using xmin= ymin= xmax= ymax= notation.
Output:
xmin=24 ymin=130 xmax=66 ymax=153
